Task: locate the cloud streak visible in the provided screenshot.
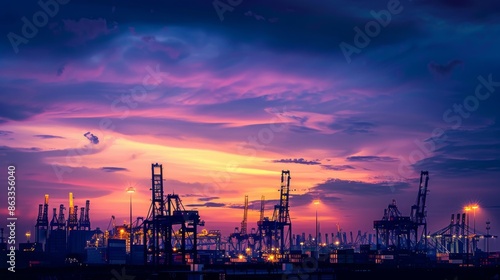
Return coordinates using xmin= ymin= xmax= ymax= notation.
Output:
xmin=272 ymin=158 xmax=321 ymax=165
xmin=321 ymin=165 xmax=355 ymax=171
xmin=346 ymin=156 xmax=398 ymax=163
xmin=34 ymin=134 xmax=65 ymax=139
xmin=185 ymin=202 xmax=226 ymax=208
xmin=100 ymin=167 xmax=129 ymax=172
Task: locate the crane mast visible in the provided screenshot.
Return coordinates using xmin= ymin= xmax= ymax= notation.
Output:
xmin=240 ymin=195 xmax=249 ymax=235
xmin=259 ymin=195 xmax=265 ymax=222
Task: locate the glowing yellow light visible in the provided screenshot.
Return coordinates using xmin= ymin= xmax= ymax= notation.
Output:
xmin=313 ymin=200 xmax=320 ymax=205
xmin=334 ymin=241 xmax=340 ymax=246
xmin=120 ymin=229 xmax=125 ymax=233
xmin=245 ymin=248 xmax=250 ymax=252
xmin=238 ymin=254 xmax=243 ymax=260
xmin=126 ymin=186 xmax=136 ymax=194
xmin=464 ymin=206 xmax=471 ymax=212
xmin=472 ymin=205 xmax=479 ymax=210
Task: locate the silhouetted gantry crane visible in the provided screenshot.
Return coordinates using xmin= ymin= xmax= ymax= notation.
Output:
xmin=143 ymin=163 xmax=204 ymax=266
xmin=67 ymin=192 xmax=78 ymax=231
xmin=78 ymin=200 xmax=91 ymax=230
xmin=228 ymin=195 xmax=249 ymax=254
xmin=257 ymin=170 xmax=292 ymax=259
xmin=35 ymin=194 xmax=49 ymax=245
xmin=374 ymin=170 xmax=429 ymax=253
xmin=228 ymin=194 xmax=269 ymax=256
xmin=411 ymin=170 xmax=429 ymax=252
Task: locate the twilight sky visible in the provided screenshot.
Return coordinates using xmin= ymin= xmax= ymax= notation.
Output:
xmin=1 ymin=0 xmax=499 ymax=251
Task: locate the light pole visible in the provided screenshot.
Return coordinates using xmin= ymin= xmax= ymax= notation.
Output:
xmin=313 ymin=200 xmax=320 ymax=260
xmin=464 ymin=206 xmax=471 ymax=266
xmin=127 ymin=186 xmax=136 ymax=260
xmin=471 ymin=204 xmax=478 ymax=255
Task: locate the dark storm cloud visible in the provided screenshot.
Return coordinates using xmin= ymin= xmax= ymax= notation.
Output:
xmin=3 ymin=0 xmax=498 ymax=70
xmin=100 ymin=167 xmax=129 ymax=172
xmin=346 ymin=156 xmax=398 ymax=163
xmin=272 ymin=158 xmax=321 ymax=165
xmin=0 ymin=0 xmax=424 ymax=57
xmin=34 ymin=134 xmax=65 ymax=139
